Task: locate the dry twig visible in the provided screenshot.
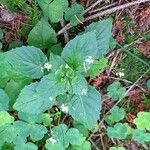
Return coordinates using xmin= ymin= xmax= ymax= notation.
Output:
xmin=58 ymin=0 xmax=150 ymax=35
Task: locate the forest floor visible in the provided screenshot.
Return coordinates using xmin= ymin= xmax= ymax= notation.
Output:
xmin=0 ymin=0 xmax=150 ymax=150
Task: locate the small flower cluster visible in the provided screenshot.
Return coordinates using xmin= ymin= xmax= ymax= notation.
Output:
xmin=60 ymin=104 xmax=69 ymax=113
xmin=116 ymin=72 xmax=124 ymax=78
xmin=85 ymin=56 xmax=94 ymax=64
xmin=41 ymin=62 xmax=52 ymax=72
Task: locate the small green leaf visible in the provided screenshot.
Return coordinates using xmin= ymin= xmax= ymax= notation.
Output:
xmin=0 ymin=29 xmax=3 ymax=39
xmin=14 ymin=120 xmax=47 ymax=142
xmin=27 ymin=19 xmax=57 ymax=49
xmin=87 ymin=57 xmax=108 ymax=78
xmin=14 ymin=142 xmax=38 ymax=150
xmin=132 ymin=129 xmax=150 ymax=144
xmin=107 ymin=81 xmax=126 ymax=100
xmin=0 ymin=111 xmax=14 ymax=125
xmin=146 ymin=79 xmax=150 ymax=89
xmin=69 ymin=86 xmax=101 ymax=129
xmin=84 ymin=18 xmax=113 ymax=56
xmin=133 ymin=112 xmax=150 ymax=130
xmin=109 ymin=147 xmax=125 ymax=150
xmin=66 ymin=128 xmax=82 ymax=146
xmin=0 ymin=125 xmax=17 ymax=145
xmin=69 ymin=140 xmax=91 ymax=150
xmin=107 ymin=123 xmax=127 ymax=139
xmin=42 ymin=113 xmax=52 ymax=127
xmin=107 ymin=106 xmax=125 ymax=123
xmin=47 ymin=44 xmax=62 ymax=56
xmin=38 ymin=0 xmax=68 ymax=23
xmin=49 ymin=54 xmax=65 ymax=72
xmin=65 ymin=2 xmax=84 ymax=26
xmin=45 ymin=139 xmax=64 ymax=150
xmin=0 ymin=89 xmax=9 ymax=111
xmin=8 ymin=46 xmax=47 ymax=79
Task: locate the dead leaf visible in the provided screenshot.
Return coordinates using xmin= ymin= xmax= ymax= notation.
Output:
xmin=91 ymin=74 xmax=106 ymax=88
xmin=137 ymin=41 xmax=150 ymax=58
xmin=127 ymin=88 xmax=144 ymax=103
xmin=112 ymin=19 xmax=125 ymax=43
xmin=126 ymin=113 xmax=136 ymax=123
xmin=136 ymin=7 xmax=150 ymax=31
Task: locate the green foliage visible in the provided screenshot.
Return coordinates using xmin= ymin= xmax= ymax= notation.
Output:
xmin=84 ymin=18 xmax=113 ymax=56
xmin=37 ymin=0 xmax=68 ymax=23
xmin=87 ymin=57 xmax=108 ymax=78
xmin=0 ymin=111 xmax=14 ymax=125
xmin=7 ymin=46 xmax=47 ymax=79
xmin=133 ymin=112 xmax=150 ymax=130
xmin=65 ymin=2 xmax=84 ymax=25
xmin=0 ymin=29 xmax=3 ymax=50
xmin=0 ymin=17 xmax=118 ymax=149
xmin=107 ymin=81 xmax=126 ymax=100
xmin=107 ymin=123 xmax=128 ymax=139
xmin=106 ymin=106 xmax=125 ymax=124
xmin=109 ymin=147 xmax=125 ymax=150
xmin=69 ymin=86 xmax=101 ymax=129
xmin=146 ymin=79 xmax=150 ymax=89
xmin=132 ymin=129 xmax=150 ymax=144
xmin=27 ymin=19 xmax=57 ymax=49
xmin=45 ymin=124 xmax=91 ymax=150
xmin=61 ymin=32 xmax=98 ymax=71
xmin=0 ymin=89 xmax=9 ymax=111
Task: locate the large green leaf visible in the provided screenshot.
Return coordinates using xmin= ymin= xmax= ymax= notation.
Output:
xmin=37 ymin=72 xmax=70 ymax=100
xmin=0 ymin=89 xmax=9 ymax=111
xmin=84 ymin=18 xmax=113 ymax=56
xmin=0 ymin=53 xmax=11 ymax=78
xmin=13 ymin=82 xmax=53 ymax=114
xmin=61 ymin=32 xmax=98 ymax=71
xmin=27 ymin=19 xmax=57 ymax=49
xmin=37 ymin=0 xmax=68 ymax=23
xmin=5 ymin=78 xmax=31 ymax=107
xmin=69 ymin=86 xmax=101 ymax=129
xmin=7 ymin=46 xmax=47 ymax=79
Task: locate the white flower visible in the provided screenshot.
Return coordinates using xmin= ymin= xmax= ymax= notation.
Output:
xmin=49 ymin=137 xmax=56 ymax=144
xmin=65 ymin=64 xmax=70 ymax=69
xmin=49 ymin=96 xmax=53 ymax=101
xmin=116 ymin=72 xmax=124 ymax=77
xmin=85 ymin=56 xmax=94 ymax=64
xmin=61 ymin=104 xmax=69 ymax=113
xmin=41 ymin=67 xmax=44 ymax=72
xmin=44 ymin=63 xmax=52 ymax=71
xmin=81 ymin=89 xmax=87 ymax=95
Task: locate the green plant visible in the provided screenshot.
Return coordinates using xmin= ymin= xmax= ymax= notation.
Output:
xmin=0 ymin=18 xmax=113 ymax=149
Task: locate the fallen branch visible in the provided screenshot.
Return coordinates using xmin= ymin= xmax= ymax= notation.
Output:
xmin=57 ymin=0 xmax=150 ymax=35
